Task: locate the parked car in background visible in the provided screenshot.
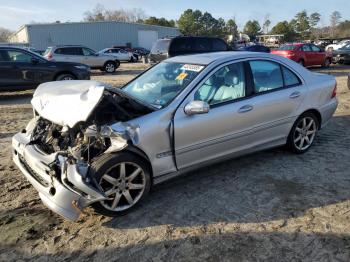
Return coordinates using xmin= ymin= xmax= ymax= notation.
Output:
xmin=0 ymin=47 xmax=90 ymax=91
xmin=271 ymin=43 xmax=332 ymax=67
xmin=12 ymin=52 xmax=338 ymax=221
xmin=113 ymin=46 xmax=140 ymax=61
xmin=98 ymin=48 xmax=135 ymax=62
xmin=132 ymin=47 xmax=150 ymax=57
xmin=332 ymin=43 xmax=350 ymax=64
xmin=326 ymin=40 xmax=350 ymax=52
xmin=149 ymin=36 xmax=231 ymax=63
xmin=237 ymin=44 xmax=270 ymax=53
xmin=44 ymin=45 xmax=120 ymax=73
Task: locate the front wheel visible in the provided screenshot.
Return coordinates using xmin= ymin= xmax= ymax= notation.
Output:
xmin=287 ymin=113 xmax=319 ymax=154
xmin=55 ymin=73 xmax=75 ymax=81
xmin=91 ymin=152 xmax=151 ymax=217
xmin=104 ymin=61 xmax=116 ymax=73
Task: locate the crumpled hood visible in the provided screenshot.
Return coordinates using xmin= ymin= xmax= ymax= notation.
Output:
xmin=32 ymin=80 xmax=106 ymax=128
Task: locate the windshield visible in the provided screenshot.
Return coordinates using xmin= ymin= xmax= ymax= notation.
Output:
xmin=278 ymin=45 xmax=298 ymax=51
xmin=122 ymin=62 xmax=205 ymax=108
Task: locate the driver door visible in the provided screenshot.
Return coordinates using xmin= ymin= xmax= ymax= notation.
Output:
xmin=173 ymin=62 xmax=255 ymax=169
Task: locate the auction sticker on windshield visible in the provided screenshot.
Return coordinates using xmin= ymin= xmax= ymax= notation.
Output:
xmin=181 ymin=64 xmax=204 ymax=72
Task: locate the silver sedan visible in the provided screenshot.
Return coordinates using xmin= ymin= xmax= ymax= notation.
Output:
xmin=12 ymin=52 xmax=338 ymax=221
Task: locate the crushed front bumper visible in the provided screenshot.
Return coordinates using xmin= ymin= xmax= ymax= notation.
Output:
xmin=12 ymin=131 xmax=106 ymax=221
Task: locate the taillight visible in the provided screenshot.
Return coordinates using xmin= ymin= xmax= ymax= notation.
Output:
xmin=46 ymin=53 xmax=53 ymax=60
xmin=331 ymin=82 xmax=337 ymax=98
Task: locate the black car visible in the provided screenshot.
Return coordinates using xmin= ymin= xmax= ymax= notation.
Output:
xmin=0 ymin=47 xmax=90 ymax=91
xmin=133 ymin=47 xmax=150 ymax=57
xmin=149 ymin=36 xmax=231 ymax=63
xmin=237 ymin=44 xmax=271 ymax=53
xmin=332 ymin=43 xmax=350 ymax=64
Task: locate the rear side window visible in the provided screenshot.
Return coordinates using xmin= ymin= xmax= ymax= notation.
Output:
xmin=151 ymin=39 xmax=170 ymax=53
xmin=212 ymin=39 xmax=228 ymax=51
xmin=55 ymin=47 xmax=83 ymax=55
xmin=195 ymin=38 xmax=211 ymax=52
xmin=282 ymin=66 xmax=301 ymax=87
xmin=169 ymin=38 xmax=193 ymax=53
xmin=249 ymin=61 xmax=283 ymax=93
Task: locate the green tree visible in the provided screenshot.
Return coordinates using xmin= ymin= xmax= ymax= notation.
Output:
xmin=178 ymin=9 xmax=227 ymax=37
xmin=309 ymin=12 xmax=321 ymax=27
xmin=226 ymin=19 xmax=239 ymax=39
xmin=270 ymin=21 xmax=297 ymax=42
xmin=178 ymin=9 xmax=203 ymax=35
xmin=143 ymin=17 xmax=175 ymax=27
xmin=294 ymin=10 xmax=310 ymax=39
xmin=243 ymin=20 xmax=261 ymax=39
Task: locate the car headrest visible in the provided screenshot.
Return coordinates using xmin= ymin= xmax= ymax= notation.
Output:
xmin=224 ymin=71 xmax=239 ymax=86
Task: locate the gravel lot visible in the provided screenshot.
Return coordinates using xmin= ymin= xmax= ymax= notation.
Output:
xmin=0 ymin=62 xmax=350 ymax=261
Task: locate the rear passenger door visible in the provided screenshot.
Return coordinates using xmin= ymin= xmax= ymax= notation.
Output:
xmin=310 ymin=44 xmax=325 ymax=65
xmin=301 ymin=45 xmax=313 ymax=66
xmin=245 ymin=60 xmax=306 ymax=144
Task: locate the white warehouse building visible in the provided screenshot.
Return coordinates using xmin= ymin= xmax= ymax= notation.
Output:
xmin=10 ymin=21 xmax=180 ymax=52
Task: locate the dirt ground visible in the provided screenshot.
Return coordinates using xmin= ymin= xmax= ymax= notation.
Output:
xmin=0 ymin=62 xmax=350 ymax=261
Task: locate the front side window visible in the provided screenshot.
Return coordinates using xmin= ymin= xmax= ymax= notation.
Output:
xmin=194 ymin=62 xmax=245 ymax=105
xmin=7 ymin=50 xmax=33 ymax=62
xmin=123 ymin=62 xmax=204 ymax=108
xmin=249 ymin=60 xmax=283 ymax=93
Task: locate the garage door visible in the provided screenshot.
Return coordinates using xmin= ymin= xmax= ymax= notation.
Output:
xmin=138 ymin=30 xmax=159 ymax=50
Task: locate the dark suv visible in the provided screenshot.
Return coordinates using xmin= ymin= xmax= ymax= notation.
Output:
xmin=149 ymin=36 xmax=231 ymax=63
xmin=0 ymin=47 xmax=90 ymax=91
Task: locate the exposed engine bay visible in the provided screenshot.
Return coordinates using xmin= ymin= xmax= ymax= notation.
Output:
xmin=30 ymin=90 xmax=153 ymax=162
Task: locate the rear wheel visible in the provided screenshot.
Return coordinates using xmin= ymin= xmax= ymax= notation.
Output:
xmin=287 ymin=112 xmax=319 ymax=154
xmin=91 ymin=152 xmax=151 ymax=217
xmin=55 ymin=73 xmax=75 ymax=81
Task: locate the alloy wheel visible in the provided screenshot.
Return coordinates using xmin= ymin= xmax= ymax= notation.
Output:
xmin=99 ymin=162 xmax=146 ymax=211
xmin=293 ymin=116 xmax=317 ymax=151
xmin=105 ymin=63 xmax=115 ymax=73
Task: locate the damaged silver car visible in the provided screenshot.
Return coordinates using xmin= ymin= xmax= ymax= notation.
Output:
xmin=13 ymin=52 xmax=338 ymax=221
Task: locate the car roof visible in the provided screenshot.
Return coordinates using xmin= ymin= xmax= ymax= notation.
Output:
xmin=166 ymin=51 xmax=278 ymax=65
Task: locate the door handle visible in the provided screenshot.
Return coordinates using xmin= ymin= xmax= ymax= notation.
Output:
xmin=289 ymin=91 xmax=301 ymax=99
xmin=238 ymin=105 xmax=253 ymax=113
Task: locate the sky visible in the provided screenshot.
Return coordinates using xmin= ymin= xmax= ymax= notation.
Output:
xmin=1 ymin=0 xmax=349 ymax=31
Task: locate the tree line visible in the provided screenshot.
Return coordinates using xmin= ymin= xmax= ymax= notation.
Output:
xmin=83 ymin=5 xmax=349 ymax=41
xmin=1 ymin=5 xmax=349 ymax=43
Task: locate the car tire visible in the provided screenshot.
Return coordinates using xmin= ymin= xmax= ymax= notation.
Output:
xmin=130 ymin=56 xmax=135 ymax=62
xmin=55 ymin=73 xmax=76 ymax=81
xmin=287 ymin=112 xmax=319 ymax=154
xmin=90 ymin=152 xmax=152 ymax=217
xmin=298 ymin=60 xmax=305 ymax=67
xmin=103 ymin=61 xmax=117 ymax=73
xmin=323 ymin=58 xmax=331 ymax=68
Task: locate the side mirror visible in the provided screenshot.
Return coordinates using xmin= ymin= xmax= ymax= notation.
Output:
xmin=31 ymin=58 xmax=40 ymax=64
xmin=184 ymin=101 xmax=210 ymax=116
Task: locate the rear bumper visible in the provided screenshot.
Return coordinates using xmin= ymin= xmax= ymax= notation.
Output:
xmin=12 ymin=129 xmax=106 ymax=221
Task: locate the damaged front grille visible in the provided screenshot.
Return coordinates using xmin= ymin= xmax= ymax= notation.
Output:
xmin=18 ymin=155 xmax=50 ymax=187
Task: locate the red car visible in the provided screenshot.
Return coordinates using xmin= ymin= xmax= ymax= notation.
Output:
xmin=272 ymin=43 xmax=332 ymax=67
